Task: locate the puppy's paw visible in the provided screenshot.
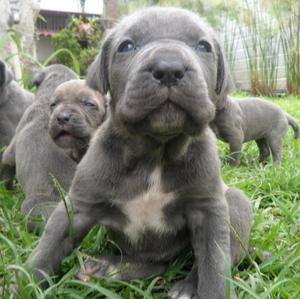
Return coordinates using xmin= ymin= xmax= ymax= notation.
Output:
xmin=75 ymin=258 xmax=119 ymax=281
xmin=228 ymin=160 xmax=240 ymax=166
xmin=168 ymin=280 xmax=198 ymax=299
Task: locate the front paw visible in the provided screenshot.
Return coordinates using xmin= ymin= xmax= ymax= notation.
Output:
xmin=168 ymin=280 xmax=199 ymax=299
xmin=75 ymin=257 xmax=119 ymax=281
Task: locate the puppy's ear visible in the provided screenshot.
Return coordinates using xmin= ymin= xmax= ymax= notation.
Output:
xmin=29 ymin=70 xmax=46 ymax=89
xmin=86 ymin=32 xmax=113 ymax=95
xmin=213 ymin=39 xmax=234 ymax=105
xmin=0 ymin=60 xmax=13 ymax=88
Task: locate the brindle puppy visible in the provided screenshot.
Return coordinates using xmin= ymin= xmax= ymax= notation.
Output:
xmin=27 ymin=8 xmax=252 ymax=299
xmin=49 ymin=80 xmax=106 ymax=162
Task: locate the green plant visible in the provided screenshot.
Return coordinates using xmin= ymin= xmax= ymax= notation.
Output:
xmin=52 ymin=29 xmax=81 ymax=68
xmin=269 ymin=0 xmax=300 ymax=95
xmin=0 ymin=30 xmax=81 ymax=92
xmin=238 ymin=0 xmax=280 ymax=96
xmin=51 ymin=16 xmax=103 ymax=76
xmin=79 ymin=47 xmax=99 ymax=74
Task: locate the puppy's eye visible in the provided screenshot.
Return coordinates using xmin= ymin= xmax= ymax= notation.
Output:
xmin=50 ymin=102 xmax=57 ymax=108
xmin=195 ymin=41 xmax=212 ymax=53
xmin=118 ymin=40 xmax=135 ymax=53
xmin=83 ymin=101 xmax=97 ymax=108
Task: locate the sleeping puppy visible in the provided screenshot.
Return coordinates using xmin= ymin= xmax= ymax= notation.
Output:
xmin=49 ymin=80 xmax=106 ymax=162
xmin=211 ymin=97 xmax=299 ymax=166
xmin=0 ymin=60 xmax=34 ymax=184
xmin=27 ymin=7 xmax=252 ymax=299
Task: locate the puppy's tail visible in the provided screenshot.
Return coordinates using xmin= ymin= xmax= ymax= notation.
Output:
xmin=286 ymin=113 xmax=299 ymax=139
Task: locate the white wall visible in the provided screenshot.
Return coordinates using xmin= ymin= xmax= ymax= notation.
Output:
xmin=36 ymin=36 xmax=54 ymax=62
xmin=40 ymin=0 xmax=103 ymax=14
xmin=218 ymin=19 xmax=287 ymax=92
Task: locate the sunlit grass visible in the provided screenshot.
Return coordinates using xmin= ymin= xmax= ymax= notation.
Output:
xmin=1 ymin=96 xmax=300 ymax=298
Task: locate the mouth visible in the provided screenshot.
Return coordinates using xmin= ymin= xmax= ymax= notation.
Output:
xmin=53 ymin=129 xmax=79 ymax=149
xmin=141 ymin=100 xmax=187 ymax=140
xmin=55 ymin=130 xmax=74 ymax=141
xmin=148 ymin=132 xmax=179 ymax=142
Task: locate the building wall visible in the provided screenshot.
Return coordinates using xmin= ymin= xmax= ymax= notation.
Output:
xmin=0 ymin=0 xmax=40 ymax=79
xmin=36 ymin=36 xmax=54 ymax=62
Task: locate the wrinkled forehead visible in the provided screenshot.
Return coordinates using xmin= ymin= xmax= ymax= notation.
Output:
xmin=55 ymin=82 xmax=94 ymax=99
xmin=114 ymin=7 xmax=214 ymax=45
xmin=54 ymin=85 xmax=104 ymax=109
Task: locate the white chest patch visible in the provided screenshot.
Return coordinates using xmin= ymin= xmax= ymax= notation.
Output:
xmin=120 ymin=167 xmax=175 ymax=243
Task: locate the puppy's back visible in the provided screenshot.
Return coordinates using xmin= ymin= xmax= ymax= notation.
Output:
xmin=236 ymin=97 xmax=287 ymax=141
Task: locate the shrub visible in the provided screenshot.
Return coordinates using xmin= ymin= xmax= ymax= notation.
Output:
xmin=52 ymin=28 xmax=82 ymax=68
xmin=51 ymin=16 xmax=103 ymax=76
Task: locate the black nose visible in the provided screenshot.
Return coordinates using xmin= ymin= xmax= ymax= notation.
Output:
xmin=152 ymin=60 xmax=185 ymax=87
xmin=57 ymin=111 xmax=71 ymax=124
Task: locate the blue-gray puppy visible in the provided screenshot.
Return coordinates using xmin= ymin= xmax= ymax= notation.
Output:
xmin=0 ymin=60 xmax=33 ymax=177
xmin=26 ymin=8 xmax=252 ymax=299
xmin=211 ymin=97 xmax=299 ymax=166
xmin=1 ymin=65 xmax=78 ymax=232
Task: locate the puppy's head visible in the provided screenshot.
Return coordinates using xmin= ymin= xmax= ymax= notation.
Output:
xmin=49 ymin=79 xmax=106 ymax=150
xmin=0 ymin=60 xmax=13 ymax=94
xmin=87 ymin=7 xmax=233 ymax=141
xmin=29 ymin=64 xmax=78 ymax=91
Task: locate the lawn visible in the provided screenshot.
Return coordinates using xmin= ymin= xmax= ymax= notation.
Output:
xmin=1 ymin=95 xmax=300 ymax=299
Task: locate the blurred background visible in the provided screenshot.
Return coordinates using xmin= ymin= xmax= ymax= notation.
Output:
xmin=0 ymin=0 xmax=299 ymax=96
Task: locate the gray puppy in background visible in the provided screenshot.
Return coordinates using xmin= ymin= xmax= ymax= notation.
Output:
xmin=211 ymin=97 xmax=299 ymax=166
xmin=0 ymin=60 xmax=33 ymax=172
xmin=1 ymin=65 xmax=78 ymax=232
xmin=49 ymin=80 xmax=106 ymax=162
xmin=27 ymin=7 xmax=252 ymax=299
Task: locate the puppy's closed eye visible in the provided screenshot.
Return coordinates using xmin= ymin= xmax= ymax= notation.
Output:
xmin=50 ymin=101 xmax=58 ymax=109
xmin=83 ymin=101 xmax=98 ymax=108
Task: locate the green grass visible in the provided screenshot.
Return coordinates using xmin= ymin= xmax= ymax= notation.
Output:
xmin=1 ymin=96 xmax=300 ymax=298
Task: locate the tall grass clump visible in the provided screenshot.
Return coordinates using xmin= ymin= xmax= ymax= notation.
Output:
xmin=269 ymin=0 xmax=300 ymax=95
xmin=0 ymin=30 xmax=81 ymax=88
xmin=219 ymin=14 xmax=239 ymax=76
xmin=237 ymin=0 xmax=280 ymax=96
xmin=216 ymin=1 xmax=241 ymax=78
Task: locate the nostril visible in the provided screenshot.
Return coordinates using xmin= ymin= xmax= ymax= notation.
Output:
xmin=153 ymin=70 xmax=165 ymax=81
xmin=57 ymin=113 xmax=71 ymax=124
xmin=174 ymin=70 xmax=184 ymax=80
xmin=151 ymin=60 xmax=186 ymax=86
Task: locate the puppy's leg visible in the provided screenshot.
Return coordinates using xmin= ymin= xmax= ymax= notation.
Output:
xmin=226 ymin=187 xmax=252 ymax=265
xmin=184 ymin=197 xmax=233 ymax=298
xmin=76 ymin=255 xmax=166 ymax=281
xmin=229 ymin=141 xmax=242 ymax=166
xmin=26 ymin=200 xmax=97 ymax=283
xmin=266 ymin=136 xmax=283 ymax=165
xmin=169 ymin=189 xmax=252 ymax=299
xmin=1 ymin=137 xmax=16 ymax=189
xmin=0 ymin=163 xmax=15 ymax=189
xmin=169 ymin=265 xmax=198 ymax=299
xmin=21 ymin=194 xmax=58 ymax=233
xmin=256 ymin=139 xmax=270 ymax=163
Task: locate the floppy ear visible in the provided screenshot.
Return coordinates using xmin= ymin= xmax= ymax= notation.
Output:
xmin=86 ymin=32 xmax=113 ymax=95
xmin=213 ymin=39 xmax=234 ymax=106
xmin=0 ymin=60 xmax=13 ymax=88
xmin=29 ymin=70 xmax=46 ymax=89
